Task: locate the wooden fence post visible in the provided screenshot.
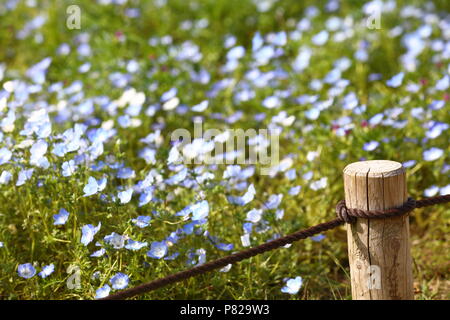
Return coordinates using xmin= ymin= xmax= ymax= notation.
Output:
xmin=343 ymin=160 xmax=414 ymax=299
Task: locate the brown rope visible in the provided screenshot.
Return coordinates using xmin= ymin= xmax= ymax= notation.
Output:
xmin=100 ymin=194 xmax=450 ymax=300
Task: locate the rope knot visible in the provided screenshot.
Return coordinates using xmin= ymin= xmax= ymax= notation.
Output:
xmin=335 ymin=200 xmax=356 ymax=223
xmin=336 ymin=198 xmax=417 ymax=224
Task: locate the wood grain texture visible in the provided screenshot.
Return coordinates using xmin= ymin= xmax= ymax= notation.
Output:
xmin=343 ymin=160 xmax=414 ymax=300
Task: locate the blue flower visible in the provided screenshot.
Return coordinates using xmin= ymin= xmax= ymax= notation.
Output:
xmin=81 ymin=223 xmax=101 ymax=246
xmin=90 ymin=248 xmax=106 ymax=257
xmin=62 ymin=160 xmax=77 ymax=177
xmin=83 ymin=176 xmax=107 ymax=196
xmin=53 ymin=208 xmax=70 ymax=225
xmin=132 ymin=215 xmax=151 ymax=228
xmin=246 ymin=209 xmax=263 ymax=223
xmin=118 ymin=188 xmax=133 ymax=204
xmin=423 ymin=148 xmax=443 ymax=161
xmin=18 ymin=263 xmax=36 ymax=279
xmin=95 ymin=284 xmax=111 ymax=299
xmin=191 ymin=200 xmax=209 ymax=221
xmin=110 ymin=272 xmax=129 ymax=290
xmin=288 ymin=186 xmax=301 ymax=196
xmin=38 ymin=264 xmax=55 ymax=278
xmin=16 ymin=169 xmax=34 ymax=186
xmin=227 ymin=184 xmax=256 ymax=206
xmin=363 ymin=141 xmax=379 ymax=152
xmin=386 ymin=72 xmax=404 ymax=88
xmin=147 ymin=241 xmax=168 ymax=259
xmin=125 ymin=239 xmax=148 ymax=251
xmin=311 ymin=234 xmax=326 ymax=242
xmin=281 ymin=276 xmax=303 ymax=294
xmin=104 ymin=232 xmax=126 ymax=249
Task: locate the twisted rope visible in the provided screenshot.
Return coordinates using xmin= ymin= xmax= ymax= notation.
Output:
xmin=101 ymin=194 xmax=449 ymax=300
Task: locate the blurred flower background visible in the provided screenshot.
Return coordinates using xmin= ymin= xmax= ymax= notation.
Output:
xmin=0 ymin=0 xmax=449 ymax=299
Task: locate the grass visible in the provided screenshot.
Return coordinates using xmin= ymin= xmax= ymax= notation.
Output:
xmin=0 ymin=0 xmax=449 ymax=300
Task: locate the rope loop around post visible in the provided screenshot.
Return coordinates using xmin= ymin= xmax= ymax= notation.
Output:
xmin=335 ymin=197 xmax=417 ymax=223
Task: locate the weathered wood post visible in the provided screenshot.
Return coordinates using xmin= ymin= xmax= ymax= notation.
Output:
xmin=343 ymin=160 xmax=414 ymax=299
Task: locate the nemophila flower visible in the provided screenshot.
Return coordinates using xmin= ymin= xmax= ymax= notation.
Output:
xmin=95 ymin=285 xmax=111 ymax=299
xmin=0 ymin=170 xmax=12 ymax=184
xmin=61 ymin=160 xmax=77 ymax=177
xmin=90 ymin=248 xmax=106 ymax=258
xmin=312 ymin=30 xmax=329 ymax=46
xmin=264 ymin=194 xmax=283 ymax=210
xmin=191 ymin=200 xmax=209 ymax=221
xmin=104 ymin=232 xmax=126 ymax=249
xmin=227 ymin=184 xmax=256 ymax=206
xmin=246 ymin=209 xmax=263 ymax=223
xmin=363 ymin=141 xmax=379 ymax=151
xmin=311 ymin=234 xmax=326 ymax=242
xmin=215 ymin=243 xmax=234 ymax=251
xmin=310 ymin=177 xmax=328 ymax=191
xmin=281 ymin=276 xmax=303 ymax=294
xmin=53 ymin=208 xmax=70 ymax=225
xmin=0 ymin=147 xmax=12 ymax=165
xmin=262 ymin=96 xmax=281 ymax=109
xmin=125 ymin=239 xmax=148 ymax=251
xmin=220 ymin=264 xmax=232 ymax=273
xmin=386 ymin=72 xmax=404 ymax=88
xmin=402 ymin=160 xmax=416 ymax=168
xmin=38 ymin=264 xmax=54 ymax=278
xmin=147 ymin=241 xmax=168 ymax=259
xmin=132 ymin=215 xmax=151 ymax=228
xmin=83 ymin=177 xmax=107 ymax=196
xmin=288 ymin=186 xmax=301 ymax=196
xmin=118 ymin=188 xmax=133 ymax=204
xmin=16 ymin=169 xmax=34 ymax=186
xmin=0 ymin=242 xmax=3 ymax=248
xmin=26 ymin=57 xmax=51 ymax=84
xmin=110 ymin=273 xmax=129 ymax=290
xmin=159 ymin=251 xmax=177 ymax=261
xmin=275 ymin=209 xmax=284 ymax=220
xmin=423 ymin=148 xmax=443 ymax=161
xmin=424 ymin=185 xmax=439 ymax=197
xmin=425 ymin=122 xmax=449 ymax=139
xmin=440 ymin=185 xmax=450 ymax=195
xmin=81 ymin=223 xmax=101 ymax=246
xmin=435 ymin=75 xmax=449 ymax=91
xmin=285 ymin=169 xmax=296 ymax=180
xmin=241 ymin=234 xmax=251 ymax=247
xmin=18 ymin=263 xmax=36 ymax=279
xmin=116 ymin=167 xmax=135 ymax=179
xmin=369 ymin=113 xmax=383 ymax=126
xmin=192 ymin=100 xmax=209 ymax=112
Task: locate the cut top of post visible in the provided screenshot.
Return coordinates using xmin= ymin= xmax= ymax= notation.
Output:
xmin=344 ymin=160 xmax=404 ymax=177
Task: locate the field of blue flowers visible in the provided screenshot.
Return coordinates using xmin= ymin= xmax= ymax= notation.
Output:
xmin=0 ymin=0 xmax=449 ymax=300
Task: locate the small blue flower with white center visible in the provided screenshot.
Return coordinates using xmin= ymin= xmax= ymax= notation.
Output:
xmin=246 ymin=209 xmax=263 ymax=223
xmin=191 ymin=200 xmax=209 ymax=221
xmin=125 ymin=239 xmax=148 ymax=251
xmin=132 ymin=215 xmax=151 ymax=228
xmin=281 ymin=276 xmax=303 ymax=294
xmin=53 ymin=208 xmax=69 ymax=225
xmin=95 ymin=284 xmax=111 ymax=299
xmin=39 ymin=264 xmax=55 ymax=278
xmin=311 ymin=234 xmax=326 ymax=242
xmin=90 ymin=248 xmax=106 ymax=257
xmin=18 ymin=263 xmax=36 ymax=279
xmin=81 ymin=223 xmax=101 ymax=246
xmin=118 ymin=188 xmax=133 ymax=204
xmin=110 ymin=273 xmax=129 ymax=290
xmin=386 ymin=72 xmax=404 ymax=88
xmin=423 ymin=148 xmax=443 ymax=161
xmin=147 ymin=241 xmax=168 ymax=259
xmin=363 ymin=141 xmax=379 ymax=152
